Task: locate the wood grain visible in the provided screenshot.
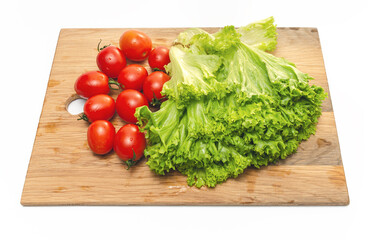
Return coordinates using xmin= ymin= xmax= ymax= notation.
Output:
xmin=21 ymin=27 xmax=349 ymax=206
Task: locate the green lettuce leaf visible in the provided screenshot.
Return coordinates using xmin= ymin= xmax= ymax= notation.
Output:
xmin=237 ymin=16 xmax=277 ymax=51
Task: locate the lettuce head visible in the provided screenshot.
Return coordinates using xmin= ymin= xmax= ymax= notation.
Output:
xmin=135 ymin=17 xmax=327 ymax=188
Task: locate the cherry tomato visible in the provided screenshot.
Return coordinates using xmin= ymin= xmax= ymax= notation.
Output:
xmin=114 ymin=124 xmax=146 ymax=161
xmin=96 ymin=46 xmax=127 ymax=78
xmin=117 ymin=64 xmax=148 ymax=91
xmin=74 ymin=71 xmax=109 ymax=98
xmin=87 ymin=120 xmax=115 ymax=155
xmin=148 ymin=47 xmax=170 ymax=71
xmin=83 ymin=94 xmax=116 ymax=122
xmin=143 ymin=71 xmax=170 ymax=104
xmin=116 ymin=89 xmax=148 ymax=123
xmin=119 ymin=30 xmax=152 ymax=62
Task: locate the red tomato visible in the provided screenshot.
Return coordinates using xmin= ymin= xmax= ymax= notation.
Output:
xmin=96 ymin=46 xmax=127 ymax=78
xmin=114 ymin=124 xmax=146 ymax=161
xmin=116 ymin=89 xmax=148 ymax=123
xmin=143 ymin=71 xmax=170 ymax=104
xmin=119 ymin=30 xmax=152 ymax=62
xmin=83 ymin=94 xmax=116 ymax=122
xmin=117 ymin=64 xmax=148 ymax=91
xmin=74 ymin=71 xmax=109 ymax=98
xmin=87 ymin=120 xmax=115 ymax=155
xmin=148 ymin=47 xmax=170 ymax=71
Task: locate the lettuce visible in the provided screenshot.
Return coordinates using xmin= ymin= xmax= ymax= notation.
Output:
xmin=135 ymin=17 xmax=326 ymax=188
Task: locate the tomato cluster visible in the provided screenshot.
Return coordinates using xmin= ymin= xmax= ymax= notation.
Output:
xmin=73 ymin=30 xmax=171 ymax=168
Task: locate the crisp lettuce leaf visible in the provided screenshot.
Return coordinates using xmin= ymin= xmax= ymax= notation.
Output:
xmin=174 ymin=28 xmax=211 ymax=47
xmin=237 ymin=16 xmax=277 ymax=51
xmin=162 ymin=46 xmax=224 ymax=108
xmin=135 ymin=17 xmax=326 ymax=188
xmin=174 ymin=16 xmax=277 ymax=53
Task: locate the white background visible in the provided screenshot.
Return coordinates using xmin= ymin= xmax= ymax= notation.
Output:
xmin=1 ymin=0 xmax=379 ymax=239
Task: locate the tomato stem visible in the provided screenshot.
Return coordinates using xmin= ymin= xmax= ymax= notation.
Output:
xmin=125 ymin=150 xmax=137 ymax=170
xmin=152 ymin=68 xmax=165 ymax=73
xmin=77 ymin=113 xmax=89 ymax=122
xmin=125 ymin=160 xmax=137 ymax=170
xmin=150 ymin=92 xmax=167 ymax=107
xmin=108 ymin=78 xmax=121 ymax=90
xmin=97 ymin=39 xmax=111 ymax=52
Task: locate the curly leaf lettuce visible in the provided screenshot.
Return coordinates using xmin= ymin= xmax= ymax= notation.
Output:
xmin=136 ymin=17 xmax=326 ymax=188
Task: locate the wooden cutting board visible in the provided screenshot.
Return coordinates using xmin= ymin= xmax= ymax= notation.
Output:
xmin=21 ymin=27 xmax=349 ymax=206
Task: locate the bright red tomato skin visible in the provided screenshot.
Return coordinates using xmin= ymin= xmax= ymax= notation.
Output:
xmin=148 ymin=47 xmax=170 ymax=71
xmin=96 ymin=46 xmax=127 ymax=78
xmin=114 ymin=124 xmax=146 ymax=161
xmin=143 ymin=71 xmax=170 ymax=103
xmin=74 ymin=71 xmax=109 ymax=98
xmin=117 ymin=64 xmax=148 ymax=91
xmin=87 ymin=120 xmax=115 ymax=155
xmin=119 ymin=30 xmax=152 ymax=62
xmin=84 ymin=94 xmax=116 ymax=122
xmin=116 ymin=89 xmax=148 ymax=123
